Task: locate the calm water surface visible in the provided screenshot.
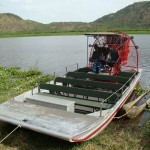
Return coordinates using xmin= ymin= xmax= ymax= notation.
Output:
xmin=0 ymin=35 xmax=149 ymax=87
xmin=0 ymin=36 xmax=87 ymax=74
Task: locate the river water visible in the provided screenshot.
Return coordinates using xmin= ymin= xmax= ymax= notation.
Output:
xmin=0 ymin=35 xmax=149 ymax=87
xmin=0 ymin=36 xmax=87 ymax=75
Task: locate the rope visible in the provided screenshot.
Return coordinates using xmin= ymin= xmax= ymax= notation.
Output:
xmin=114 ymin=89 xmax=150 ymax=119
xmin=114 ymin=108 xmax=131 ymax=119
xmin=0 ymin=125 xmax=21 ymax=144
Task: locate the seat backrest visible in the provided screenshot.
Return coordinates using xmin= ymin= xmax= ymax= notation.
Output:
xmin=55 ymin=77 xmax=123 ymax=91
xmin=39 ymin=84 xmax=120 ymax=101
xmin=66 ymin=72 xmax=129 ymax=84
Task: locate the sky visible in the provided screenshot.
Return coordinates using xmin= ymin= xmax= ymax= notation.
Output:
xmin=0 ymin=0 xmax=148 ymax=23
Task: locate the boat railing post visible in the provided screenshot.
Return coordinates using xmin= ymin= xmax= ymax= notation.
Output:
xmin=31 ymin=89 xmax=33 ymax=95
xmin=86 ymin=36 xmax=89 ymax=67
xmin=11 ymin=88 xmax=15 ymax=100
xmin=38 ymin=86 xmax=40 ymax=93
xmin=121 ymin=87 xmax=123 ymax=95
xmin=53 ymin=72 xmax=56 ymax=84
xmin=66 ymin=67 xmax=68 ymax=74
xmin=76 ymin=63 xmax=79 ymax=70
xmin=100 ymin=104 xmax=102 ymax=116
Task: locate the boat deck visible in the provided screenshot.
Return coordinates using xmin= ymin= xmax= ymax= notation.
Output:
xmin=0 ymin=100 xmax=100 ymax=141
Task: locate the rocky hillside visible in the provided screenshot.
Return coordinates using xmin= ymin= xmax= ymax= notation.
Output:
xmin=0 ymin=1 xmax=149 ymax=33
xmin=0 ymin=13 xmax=45 ymax=33
xmin=93 ymin=1 xmax=150 ymax=28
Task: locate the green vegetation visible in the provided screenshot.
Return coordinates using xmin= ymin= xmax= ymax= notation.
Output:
xmin=0 ymin=66 xmax=149 ymax=149
xmin=94 ymin=1 xmax=150 ymax=29
xmin=134 ymin=84 xmax=150 ymax=112
xmin=134 ymin=84 xmax=145 ymax=97
xmin=142 ymin=119 xmax=150 ymax=148
xmin=0 ymin=29 xmax=150 ymax=38
xmin=0 ymin=31 xmax=88 ymax=38
xmin=0 ymin=66 xmax=53 ymax=103
xmin=0 ymin=1 xmax=150 ymax=38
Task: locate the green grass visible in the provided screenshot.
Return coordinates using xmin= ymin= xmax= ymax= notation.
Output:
xmin=0 ymin=66 xmax=53 ymax=103
xmin=0 ymin=29 xmax=150 ymax=38
xmin=0 ymin=31 xmax=86 ymax=38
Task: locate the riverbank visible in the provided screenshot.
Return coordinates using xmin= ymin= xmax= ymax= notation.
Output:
xmin=0 ymin=66 xmax=149 ymax=150
xmin=0 ymin=30 xmax=150 ymax=38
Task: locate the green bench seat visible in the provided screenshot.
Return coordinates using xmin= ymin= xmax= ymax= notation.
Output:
xmin=66 ymin=72 xmax=130 ymax=84
xmin=118 ymin=71 xmax=136 ymax=78
xmin=54 ymin=77 xmax=124 ymax=92
xmin=74 ymin=99 xmax=113 ymax=109
xmin=75 ymin=67 xmax=136 ymax=78
xmin=38 ymin=92 xmax=113 ymax=110
xmin=39 ymin=84 xmax=120 ymax=103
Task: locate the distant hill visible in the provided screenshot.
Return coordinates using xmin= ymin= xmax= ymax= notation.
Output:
xmin=0 ymin=13 xmax=45 ymax=33
xmin=93 ymin=1 xmax=150 ymax=28
xmin=0 ymin=1 xmax=149 ymax=34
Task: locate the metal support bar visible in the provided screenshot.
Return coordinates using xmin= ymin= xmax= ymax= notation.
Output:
xmin=66 ymin=67 xmax=68 ymax=74
xmin=38 ymin=86 xmax=40 ymax=93
xmin=31 ymin=89 xmax=33 ymax=95
xmin=87 ymin=36 xmax=89 ymax=67
xmin=100 ymin=105 xmax=102 ymax=116
xmin=11 ymin=89 xmax=15 ymax=100
xmin=76 ymin=63 xmax=79 ymax=70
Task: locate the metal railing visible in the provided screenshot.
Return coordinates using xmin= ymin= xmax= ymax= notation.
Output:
xmin=65 ymin=63 xmax=79 ymax=74
xmin=99 ymin=72 xmax=137 ymax=116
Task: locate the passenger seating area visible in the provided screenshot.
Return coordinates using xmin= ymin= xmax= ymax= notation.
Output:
xmin=38 ymin=71 xmax=136 ymax=111
xmin=54 ymin=77 xmax=123 ymax=92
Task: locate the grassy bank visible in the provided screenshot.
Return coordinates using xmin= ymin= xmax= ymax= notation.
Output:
xmin=0 ymin=29 xmax=150 ymax=38
xmin=0 ymin=31 xmax=83 ymax=38
xmin=0 ymin=66 xmax=53 ymax=103
xmin=0 ymin=66 xmax=150 ymax=150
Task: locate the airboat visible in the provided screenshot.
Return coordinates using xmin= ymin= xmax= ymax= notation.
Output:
xmin=0 ymin=31 xmax=141 ymax=142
